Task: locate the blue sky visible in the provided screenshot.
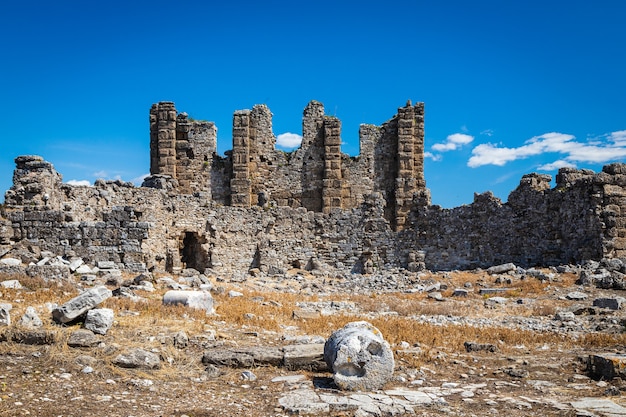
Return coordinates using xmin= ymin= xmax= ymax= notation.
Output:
xmin=1 ymin=0 xmax=625 ymax=208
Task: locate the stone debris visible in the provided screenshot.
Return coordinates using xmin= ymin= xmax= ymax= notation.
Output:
xmin=571 ymin=398 xmax=626 ymax=417
xmin=162 ymin=290 xmax=214 ymax=314
xmin=324 ymin=321 xmax=395 ymax=391
xmin=1 ymin=279 xmax=22 ymax=289
xmin=487 ymin=263 xmax=517 ymax=275
xmin=0 ymin=258 xmax=22 ymax=266
xmin=67 ymin=329 xmax=100 ymax=348
xmin=0 ymin=303 xmax=11 ymax=326
xmin=587 ymin=353 xmax=626 ymax=380
xmin=113 ymin=348 xmax=161 ymax=369
xmin=19 ymin=306 xmax=43 ymax=328
xmin=83 ymin=308 xmax=114 ymax=335
xmin=283 ymin=343 xmax=327 ymax=371
xmin=52 ymin=286 xmax=113 ymax=323
xmin=593 ymin=297 xmax=625 ymax=310
xmin=464 ymin=341 xmax=497 ymax=353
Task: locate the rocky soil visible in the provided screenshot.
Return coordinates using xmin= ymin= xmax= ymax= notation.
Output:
xmin=0 ymin=261 xmax=625 ymax=417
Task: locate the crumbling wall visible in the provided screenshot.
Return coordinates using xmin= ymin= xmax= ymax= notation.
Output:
xmin=3 ymin=101 xmax=626 ymax=274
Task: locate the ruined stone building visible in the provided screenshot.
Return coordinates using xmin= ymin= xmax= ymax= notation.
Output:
xmin=1 ymin=100 xmax=626 ymax=276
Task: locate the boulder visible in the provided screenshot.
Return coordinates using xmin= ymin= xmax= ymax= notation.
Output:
xmin=323 ymin=321 xmax=394 ymax=391
xmin=52 ymin=286 xmax=112 ymax=323
xmin=163 ymin=290 xmax=214 ymax=314
xmin=84 ymin=308 xmax=114 ymax=335
xmin=113 ymin=348 xmax=160 ymax=369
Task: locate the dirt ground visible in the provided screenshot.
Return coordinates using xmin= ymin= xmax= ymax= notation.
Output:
xmin=0 ymin=268 xmax=625 ymax=417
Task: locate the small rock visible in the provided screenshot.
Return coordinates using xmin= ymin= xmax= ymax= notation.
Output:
xmin=464 ymin=341 xmax=497 ymax=353
xmin=566 ymin=291 xmax=588 ymax=301
xmin=84 ymin=308 xmax=114 ymax=335
xmin=593 ymin=297 xmax=625 ymax=310
xmin=428 ymin=291 xmax=444 ymax=301
xmin=19 ymin=307 xmax=43 ymax=328
xmin=0 ymin=279 xmax=22 ymax=289
xmin=113 ymin=348 xmax=160 ymax=369
xmin=67 ymin=329 xmax=99 ymax=348
xmin=241 ymin=370 xmax=257 ymax=381
xmin=487 ymin=263 xmax=517 ymax=274
xmin=0 ymin=258 xmax=22 ymax=266
xmin=554 ymin=311 xmax=576 ymax=321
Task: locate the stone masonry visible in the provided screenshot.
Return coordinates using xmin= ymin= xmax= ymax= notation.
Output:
xmin=1 ymin=100 xmax=626 ymax=276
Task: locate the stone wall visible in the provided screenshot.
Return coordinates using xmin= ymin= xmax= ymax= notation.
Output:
xmin=2 ymin=101 xmax=626 ymax=275
xmin=144 ymin=100 xmax=428 ymax=229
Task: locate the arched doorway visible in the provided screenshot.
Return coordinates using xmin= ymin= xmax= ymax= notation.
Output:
xmin=179 ymin=231 xmax=210 ymax=272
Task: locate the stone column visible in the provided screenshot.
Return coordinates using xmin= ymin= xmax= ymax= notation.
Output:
xmin=322 ymin=117 xmax=343 ymax=213
xmin=231 ymin=110 xmax=252 ymax=207
xmin=175 ymin=113 xmax=192 ymax=193
xmin=394 ymin=101 xmax=428 ymax=230
xmin=150 ymin=102 xmax=178 ymax=177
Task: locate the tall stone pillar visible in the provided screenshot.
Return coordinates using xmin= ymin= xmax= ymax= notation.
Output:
xmin=230 ymin=110 xmax=252 ymax=207
xmin=394 ymin=101 xmax=428 ymax=230
xmin=322 ymin=117 xmax=344 ymax=213
xmin=149 ymin=102 xmax=177 ymax=177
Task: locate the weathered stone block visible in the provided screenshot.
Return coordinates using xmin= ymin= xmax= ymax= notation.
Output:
xmin=52 ymin=286 xmax=112 ymax=324
xmin=324 ymin=321 xmax=394 ymax=391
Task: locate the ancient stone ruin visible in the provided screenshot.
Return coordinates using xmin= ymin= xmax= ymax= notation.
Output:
xmin=1 ymin=100 xmax=626 ymax=275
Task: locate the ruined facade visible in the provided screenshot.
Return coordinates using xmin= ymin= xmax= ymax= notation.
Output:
xmin=1 ymin=100 xmax=626 ymax=276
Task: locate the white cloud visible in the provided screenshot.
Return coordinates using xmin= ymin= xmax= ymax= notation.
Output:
xmin=432 ymin=133 xmax=474 ymax=152
xmin=424 ymin=151 xmax=442 ymax=161
xmin=537 ymin=160 xmax=577 ymax=171
xmin=276 ymin=132 xmax=302 ymax=149
xmin=66 ymin=179 xmax=92 ymax=186
xmin=480 ymin=129 xmax=494 ymax=137
xmin=131 ymin=173 xmax=150 ymax=185
xmin=93 ymin=170 xmax=108 ymax=178
xmin=468 ymin=130 xmax=626 ymax=168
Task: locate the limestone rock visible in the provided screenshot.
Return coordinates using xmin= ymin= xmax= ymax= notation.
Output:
xmin=283 ymin=343 xmax=327 ymax=371
xmin=113 ymin=348 xmax=161 ymax=369
xmin=487 ymin=263 xmax=516 ymax=274
xmin=67 ymin=329 xmax=100 ymax=348
xmin=84 ymin=308 xmax=114 ymax=335
xmin=163 ymin=290 xmax=214 ymax=314
xmin=324 ymin=321 xmax=394 ymax=391
xmin=0 ymin=304 xmax=11 ymax=326
xmin=0 ymin=258 xmax=21 ymax=266
xmin=201 ymin=346 xmax=283 ymax=368
xmin=1 ymin=279 xmax=22 ymax=289
xmin=19 ymin=306 xmax=43 ymax=328
xmin=52 ymin=286 xmax=112 ymax=323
